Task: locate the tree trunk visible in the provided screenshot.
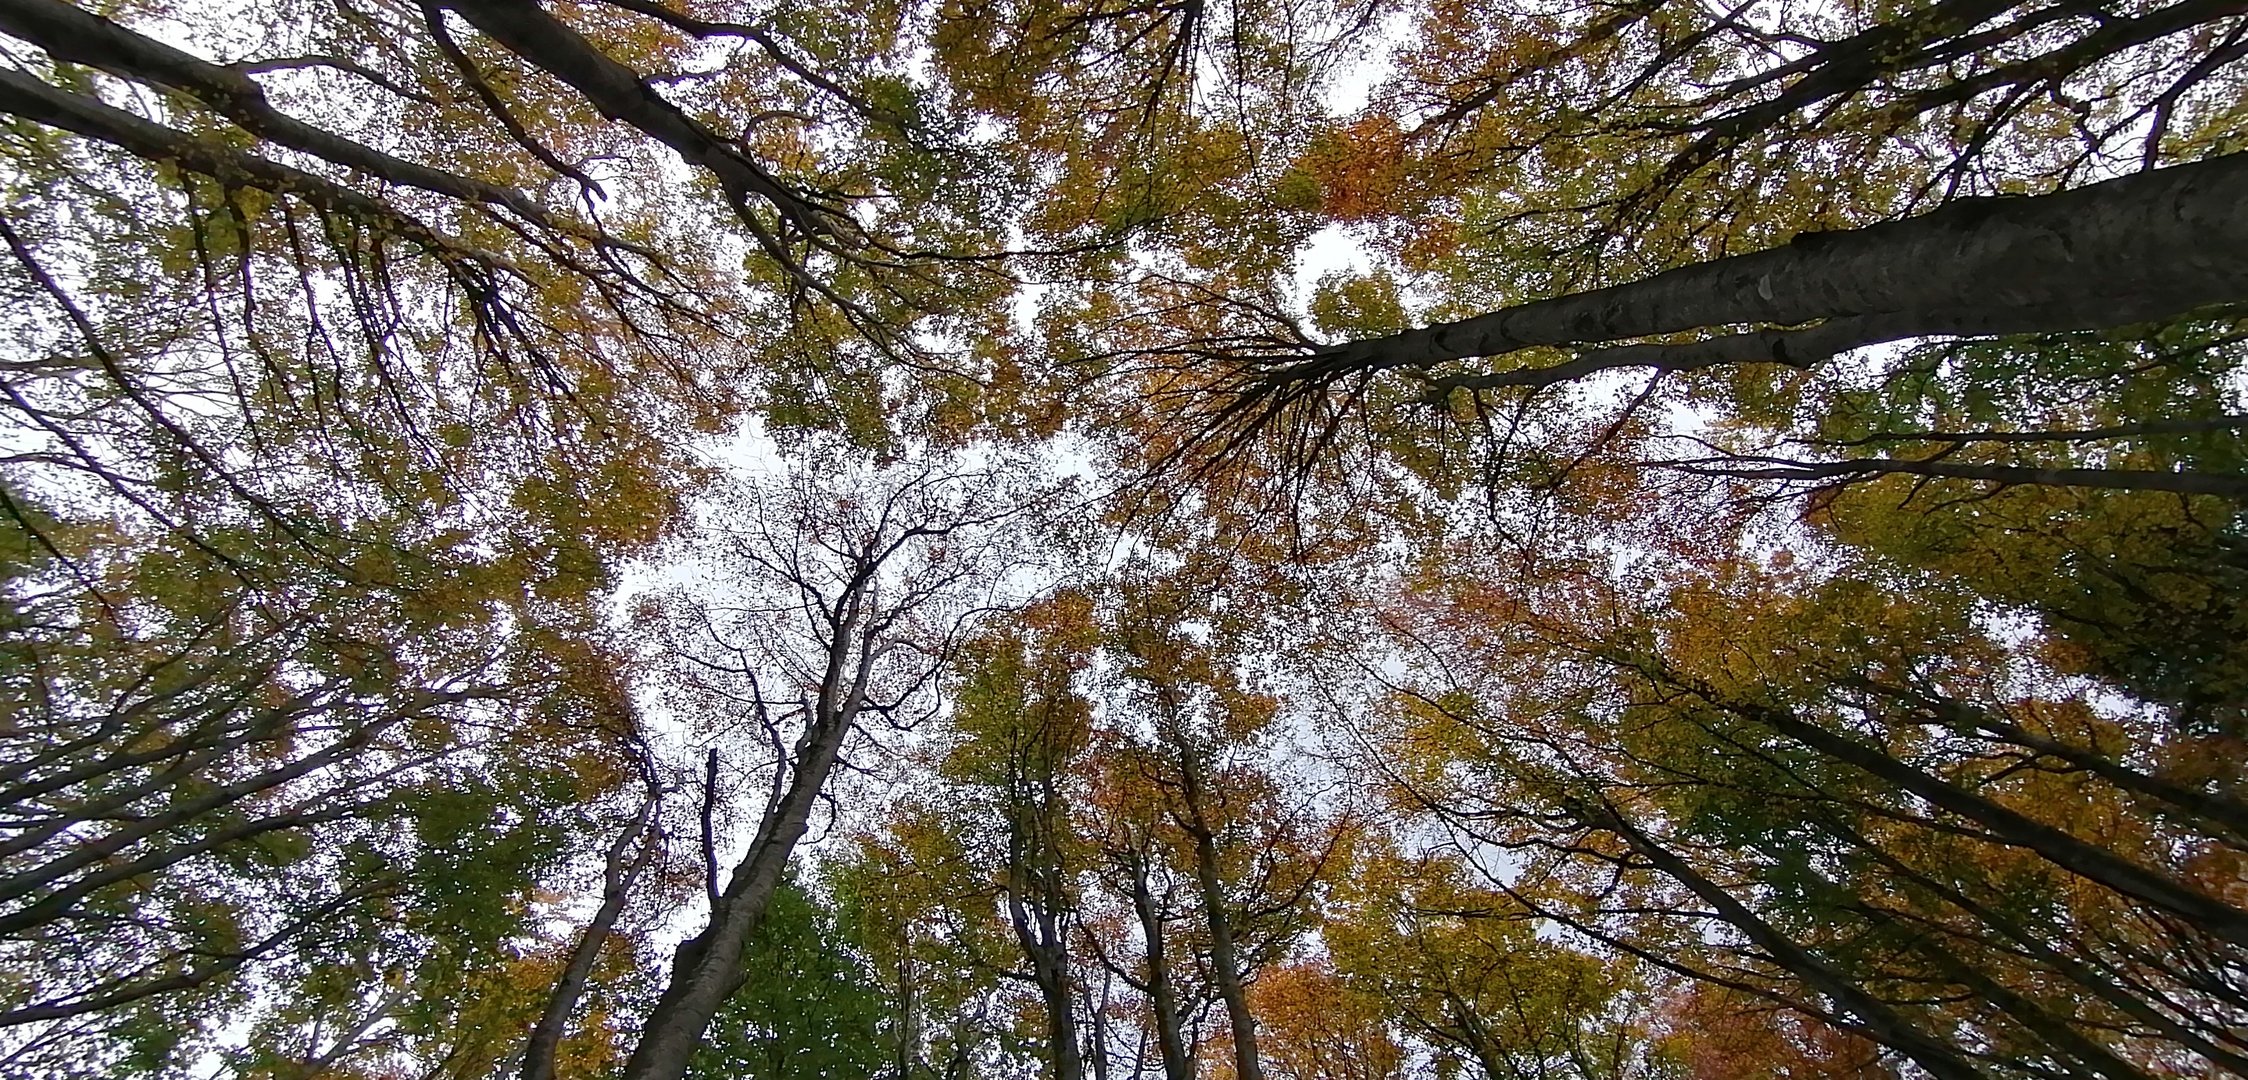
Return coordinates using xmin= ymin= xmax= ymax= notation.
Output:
xmin=1670 ymin=456 xmax=2248 ymax=497
xmin=1578 ymin=799 xmax=1988 ymax=1080
xmin=1256 ymin=151 xmax=2248 ymax=392
xmin=1179 ymin=760 xmax=1264 ymax=1080
xmin=617 ymin=581 xmax=884 ymax=1080
xmin=521 ymin=795 xmax=656 ymax=1080
xmin=1810 ymin=781 xmax=2248 ymax=1074
xmin=1921 ymin=947 xmax=2157 ymax=1080
xmin=1130 ymin=851 xmax=1193 ymax=1080
xmin=1004 ymin=732 xmax=1083 ymax=1080
xmin=1006 ymin=864 xmax=1083 ymax=1080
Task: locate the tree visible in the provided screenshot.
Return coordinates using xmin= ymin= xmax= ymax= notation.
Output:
xmin=1091 ymin=559 xmax=1361 ymax=1080
xmin=1220 ymin=959 xmax=1404 ymax=1080
xmin=623 ymin=452 xmax=1029 ymax=1080
xmin=830 ymin=797 xmax=1033 ymax=1080
xmin=1194 ymin=152 xmax=2248 ymax=476
xmin=0 ymin=426 xmax=653 ymax=1078
xmin=1326 ymin=845 xmax=1667 ymax=1080
xmin=939 ymin=596 xmax=1102 ymax=1080
xmin=1366 ymin=520 xmax=2248 ymax=1077
xmin=3 ymin=0 xmax=2246 ymax=1077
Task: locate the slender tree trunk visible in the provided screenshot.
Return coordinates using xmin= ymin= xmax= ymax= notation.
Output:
xmin=1129 ymin=852 xmax=1193 ymax=1080
xmin=1178 ymin=761 xmax=1263 ymax=1080
xmin=1733 ymin=697 xmax=2248 ymax=948
xmin=1814 ymin=806 xmax=2248 ymax=1074
xmin=1920 ymin=947 xmax=2157 ymax=1080
xmin=1081 ymin=974 xmax=1111 ymax=1080
xmin=1005 ymin=745 xmax=1083 ymax=1080
xmin=1876 ymin=685 xmax=2248 ymax=841
xmin=618 ymin=582 xmax=884 ymax=1080
xmin=521 ymin=795 xmax=657 ymax=1080
xmin=896 ymin=926 xmax=921 ymax=1080
xmin=1577 ymin=799 xmax=1988 ymax=1080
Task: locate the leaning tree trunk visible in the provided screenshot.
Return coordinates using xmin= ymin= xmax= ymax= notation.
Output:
xmin=618 ymin=577 xmax=885 ymax=1080
xmin=1006 ymin=854 xmax=1083 ymax=1080
xmin=521 ymin=793 xmax=658 ymax=1080
xmin=1240 ymin=151 xmax=2248 ymax=401
xmin=1178 ymin=759 xmax=1264 ymax=1080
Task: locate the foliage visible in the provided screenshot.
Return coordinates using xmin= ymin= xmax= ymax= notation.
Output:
xmin=1 ymin=0 xmax=2244 ymax=1078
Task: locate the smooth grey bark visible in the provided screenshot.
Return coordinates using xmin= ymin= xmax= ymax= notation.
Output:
xmin=1006 ymin=879 xmax=1084 ymax=1080
xmin=0 ymin=68 xmax=493 ymax=266
xmin=1250 ymin=151 xmax=2248 ymax=395
xmin=436 ymin=0 xmax=841 ymax=240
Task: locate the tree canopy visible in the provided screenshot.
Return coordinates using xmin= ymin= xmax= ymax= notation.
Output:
xmin=0 ymin=0 xmax=2243 ymax=1077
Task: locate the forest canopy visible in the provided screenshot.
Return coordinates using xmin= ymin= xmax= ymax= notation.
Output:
xmin=0 ymin=0 xmax=2243 ymax=1077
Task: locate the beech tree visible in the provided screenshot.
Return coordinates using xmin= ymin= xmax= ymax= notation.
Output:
xmin=1190 ymin=152 xmax=2248 ymax=485
xmin=2 ymin=0 xmax=2245 ymax=1076
xmin=938 ymin=598 xmax=1102 ymax=1080
xmin=620 ymin=454 xmax=1031 ymax=1080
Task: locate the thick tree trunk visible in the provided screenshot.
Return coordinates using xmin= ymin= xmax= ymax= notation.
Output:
xmin=0 ymin=0 xmax=575 ymax=230
xmin=437 ymin=0 xmax=838 ymax=239
xmin=619 ymin=731 xmax=849 ymax=1080
xmin=1673 ymin=456 xmax=2248 ymax=497
xmin=1261 ymin=151 xmax=2248 ymax=391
